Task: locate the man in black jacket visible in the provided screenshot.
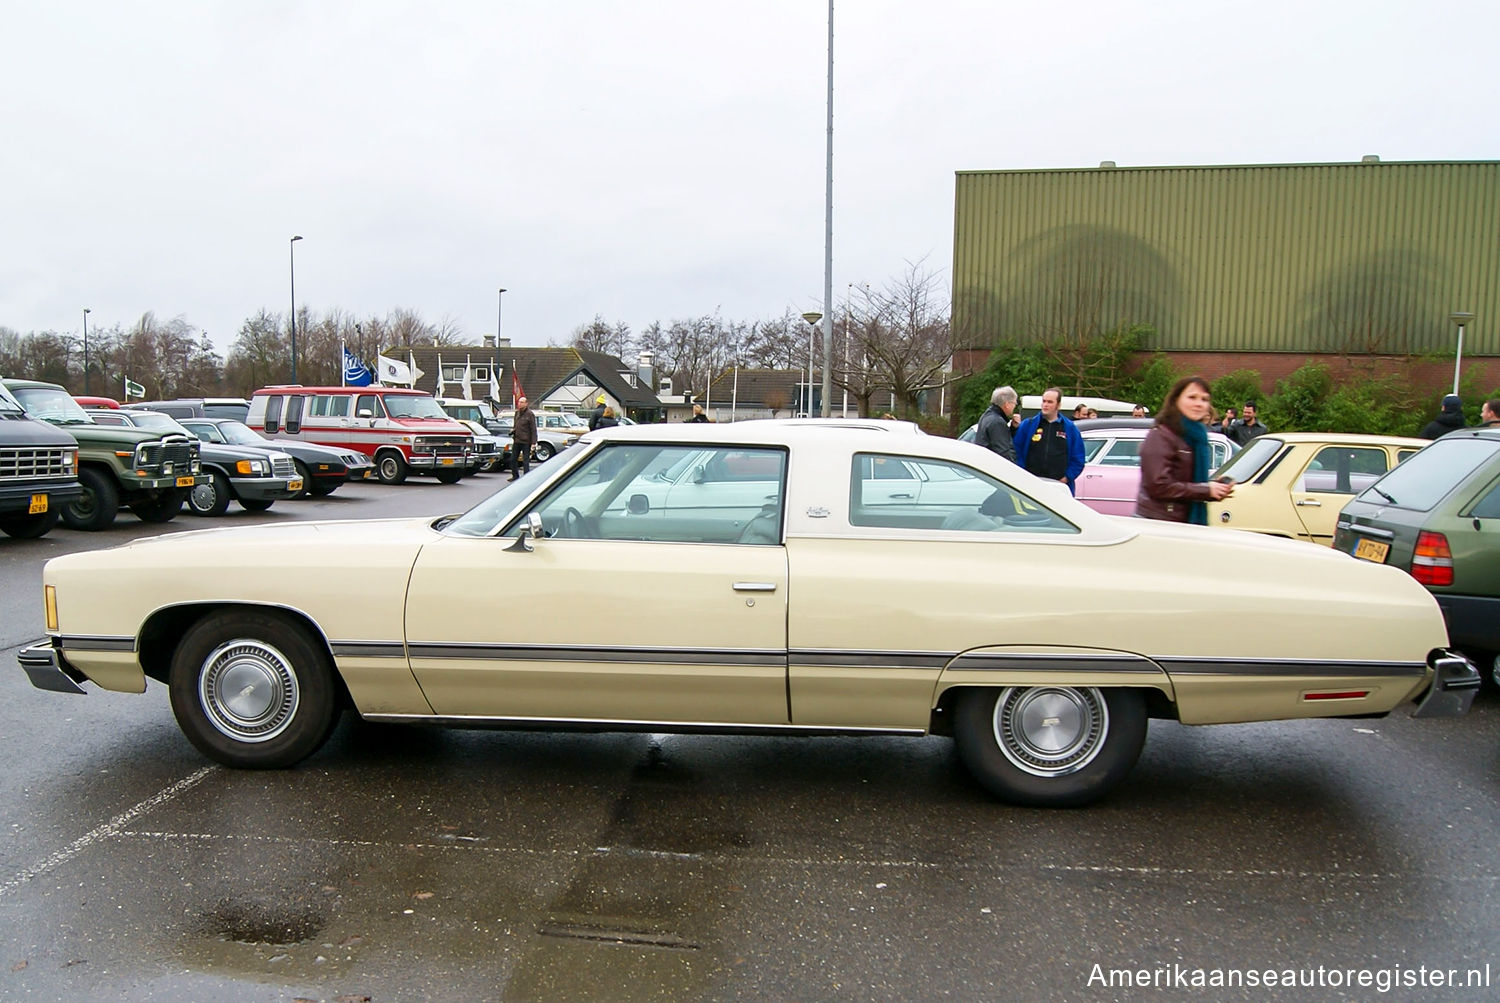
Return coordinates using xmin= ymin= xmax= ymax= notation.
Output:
xmin=1421 ymin=395 xmax=1466 ymax=439
xmin=974 ymin=385 xmax=1019 ymax=462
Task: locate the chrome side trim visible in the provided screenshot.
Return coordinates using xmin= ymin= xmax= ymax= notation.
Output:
xmin=407 ymin=643 xmax=786 ymax=667
xmin=359 ymin=712 xmax=923 ymax=737
xmin=1158 ymin=657 xmax=1424 ymax=678
xmin=330 ymin=640 xmax=407 ymax=658
xmin=950 ymin=651 xmax=1163 ymax=674
xmin=57 ymin=634 xmax=136 ymax=652
xmin=793 ymin=650 xmax=953 ymax=671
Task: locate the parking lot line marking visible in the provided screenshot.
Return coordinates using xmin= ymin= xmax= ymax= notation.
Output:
xmin=0 ymin=766 xmax=215 ymax=899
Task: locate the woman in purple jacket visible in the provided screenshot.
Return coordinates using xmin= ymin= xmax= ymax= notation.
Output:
xmin=1136 ymin=376 xmax=1234 ymax=523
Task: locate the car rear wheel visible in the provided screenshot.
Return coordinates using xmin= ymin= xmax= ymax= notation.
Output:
xmin=308 ymin=478 xmax=340 ymax=497
xmin=129 ymin=487 xmax=186 ymax=523
xmin=0 ymin=508 xmax=62 ymax=539
xmin=953 ymin=686 xmax=1147 ymax=807
xmin=292 ymin=460 xmax=313 ymax=499
xmin=375 ymin=451 xmax=408 ymax=485
xmin=187 ymin=470 xmax=232 ymax=517
xmin=534 ymin=441 xmax=555 ymax=461
xmin=168 ymin=610 xmax=339 ymax=768
xmin=61 ymin=467 xmax=119 ymax=531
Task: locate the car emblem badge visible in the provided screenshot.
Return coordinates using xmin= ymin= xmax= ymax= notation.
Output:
xmin=807 ymin=506 xmax=829 ymax=518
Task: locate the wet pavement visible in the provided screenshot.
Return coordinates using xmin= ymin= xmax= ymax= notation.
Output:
xmin=1 ymin=474 xmax=1497 ymax=1000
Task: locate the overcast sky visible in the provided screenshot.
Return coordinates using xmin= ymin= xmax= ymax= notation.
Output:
xmin=3 ymin=0 xmax=1495 ymax=358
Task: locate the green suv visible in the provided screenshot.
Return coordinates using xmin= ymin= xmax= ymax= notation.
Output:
xmin=3 ymin=379 xmax=205 ymax=531
xmin=1334 ymin=428 xmax=1500 ymax=687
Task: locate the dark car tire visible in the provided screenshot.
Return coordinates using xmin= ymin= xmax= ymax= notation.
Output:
xmin=129 ymin=487 xmax=186 ymax=524
xmin=434 ymin=467 xmax=464 ymax=484
xmin=953 ymin=686 xmax=1147 ymax=807
xmin=534 ymin=441 xmax=555 ymax=461
xmin=61 ymin=467 xmax=120 ymax=531
xmin=308 ymin=478 xmax=340 ymax=497
xmin=187 ymin=470 xmax=232 ymax=517
xmin=375 ymin=451 xmax=408 ymax=485
xmin=0 ymin=508 xmax=62 ymax=539
xmin=168 ymin=609 xmax=339 ymax=769
xmin=239 ymin=498 xmax=275 ymax=512
xmin=292 ymin=460 xmax=313 ymax=499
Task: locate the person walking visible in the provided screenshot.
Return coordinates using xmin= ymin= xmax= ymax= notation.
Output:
xmin=1136 ymin=376 xmax=1234 ymax=523
xmin=974 ymin=385 xmax=1019 ymax=462
xmin=1421 ymin=394 xmax=1467 ymax=439
xmin=595 ymin=406 xmax=619 ymax=429
xmin=1013 ymin=387 xmax=1086 ymax=494
xmin=1227 ymin=401 xmax=1268 ymax=445
xmin=508 ymin=396 xmax=537 ymax=480
xmin=687 ymin=404 xmax=709 ymax=423
xmin=588 ymin=394 xmax=607 ymax=431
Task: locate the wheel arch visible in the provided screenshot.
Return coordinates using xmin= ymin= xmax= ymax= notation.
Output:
xmin=138 ymin=601 xmax=352 ymax=708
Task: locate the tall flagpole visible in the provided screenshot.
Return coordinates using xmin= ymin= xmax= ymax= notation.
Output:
xmin=819 ymin=0 xmax=835 ymax=417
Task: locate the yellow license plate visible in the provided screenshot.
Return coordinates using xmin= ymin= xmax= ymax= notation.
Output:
xmin=176 ymin=475 xmax=196 ymax=487
xmin=288 ymin=479 xmax=303 ymax=492
xmin=440 ymin=457 xmax=454 ymax=466
xmin=1352 ymin=538 xmax=1390 ymax=563
xmin=29 ymin=494 xmax=47 ymax=514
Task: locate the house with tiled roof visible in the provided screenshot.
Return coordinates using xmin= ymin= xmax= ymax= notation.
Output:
xmin=401 ymin=339 xmax=664 ymax=421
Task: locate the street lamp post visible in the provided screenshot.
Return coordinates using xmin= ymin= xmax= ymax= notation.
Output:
xmin=82 ymin=308 xmax=91 ymax=394
xmin=801 ymin=311 xmax=822 ymax=417
xmin=497 ymin=288 xmax=507 ymax=342
xmin=1450 ymin=311 xmax=1475 ymax=395
xmin=289 ymin=235 xmax=303 ymax=383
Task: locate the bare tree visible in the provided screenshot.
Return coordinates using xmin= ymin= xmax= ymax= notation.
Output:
xmin=841 ymin=262 xmax=952 ymax=419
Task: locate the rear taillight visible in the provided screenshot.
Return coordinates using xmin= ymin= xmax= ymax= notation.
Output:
xmin=1411 ymin=531 xmax=1454 ymax=587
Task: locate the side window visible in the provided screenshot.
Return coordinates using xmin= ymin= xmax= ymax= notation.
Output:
xmin=849 ymin=453 xmax=1078 ymax=534
xmin=1469 ymin=479 xmax=1500 ymax=520
xmin=264 ymin=396 xmax=283 ymax=433
xmin=92 ymin=414 xmax=126 ymax=426
xmin=285 ymin=395 xmax=305 ymax=434
xmin=355 ymin=394 xmax=384 ymax=418
xmin=520 ymin=444 xmax=787 ymax=545
xmin=309 ymin=395 xmax=329 ymax=417
xmin=1082 ymin=438 xmax=1108 ymax=462
xmin=328 ymin=395 xmax=350 ymax=417
xmin=1099 ymin=439 xmax=1142 ymax=467
xmin=1211 ymin=440 xmax=1231 ymax=468
xmin=1297 ymin=447 xmax=1388 ymax=495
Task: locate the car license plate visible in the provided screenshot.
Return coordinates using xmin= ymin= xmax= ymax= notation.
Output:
xmin=28 ymin=494 xmax=47 ymax=514
xmin=440 ymin=457 xmax=454 ymax=466
xmin=288 ymin=479 xmax=303 ymax=492
xmin=1352 ymin=537 xmax=1390 ymax=563
xmin=175 ymin=475 xmax=195 ymax=487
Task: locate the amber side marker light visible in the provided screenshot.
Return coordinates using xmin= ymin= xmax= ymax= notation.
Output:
xmin=44 ymin=585 xmax=57 ymax=630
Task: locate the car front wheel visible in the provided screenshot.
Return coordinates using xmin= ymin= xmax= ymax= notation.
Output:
xmin=187 ymin=470 xmax=231 ymax=517
xmin=129 ymin=487 xmax=186 ymax=523
xmin=534 ymin=441 xmax=555 ymax=461
xmin=0 ymin=508 xmax=62 ymax=539
xmin=375 ymin=451 xmax=408 ymax=485
xmin=61 ymin=467 xmax=119 ymax=531
xmin=953 ymin=686 xmax=1146 ymax=807
xmin=168 ymin=610 xmax=339 ymax=768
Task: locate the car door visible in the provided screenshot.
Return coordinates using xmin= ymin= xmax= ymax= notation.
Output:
xmin=1076 ymin=437 xmax=1142 ymax=515
xmin=1290 ymin=445 xmax=1391 ymax=545
xmin=403 ymin=441 xmax=791 ymax=724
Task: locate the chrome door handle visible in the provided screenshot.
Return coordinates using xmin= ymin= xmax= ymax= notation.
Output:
xmin=890 ymin=493 xmax=914 ymax=499
xmin=733 ymin=582 xmax=777 ymax=592
xmin=1295 ymin=499 xmax=1322 ymax=507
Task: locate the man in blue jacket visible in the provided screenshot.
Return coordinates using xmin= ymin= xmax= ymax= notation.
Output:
xmin=1013 ymin=387 xmax=1086 ymax=494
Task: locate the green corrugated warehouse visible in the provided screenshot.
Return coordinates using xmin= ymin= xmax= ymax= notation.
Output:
xmin=952 ymin=159 xmax=1498 ymax=364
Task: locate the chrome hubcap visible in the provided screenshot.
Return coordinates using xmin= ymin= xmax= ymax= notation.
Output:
xmin=198 ymin=639 xmax=299 ymax=743
xmin=190 ymin=482 xmax=217 ymax=511
xmin=993 ymin=686 xmax=1108 ymax=777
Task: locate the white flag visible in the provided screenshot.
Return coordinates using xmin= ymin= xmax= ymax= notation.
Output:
xmin=460 ymin=355 xmax=473 ymax=400
xmin=377 ymin=354 xmax=413 ymax=385
xmin=434 ymin=354 xmax=447 ymax=398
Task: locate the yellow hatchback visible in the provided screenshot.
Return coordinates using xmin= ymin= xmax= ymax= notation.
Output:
xmin=1208 ymin=432 xmax=1428 ymax=545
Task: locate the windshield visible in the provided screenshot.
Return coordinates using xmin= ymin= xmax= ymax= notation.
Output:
xmin=0 ymin=383 xmax=24 ymax=413
xmin=1355 ymin=438 xmax=1496 ymax=511
xmin=1213 ymin=435 xmax=1282 ymax=482
xmin=444 ymin=464 xmax=553 ymax=536
xmin=214 ymin=420 xmax=269 ymax=446
xmin=129 ymin=412 xmax=191 ymax=434
xmin=385 ymin=396 xmax=449 ymax=419
xmin=12 ymin=386 xmax=93 ymax=424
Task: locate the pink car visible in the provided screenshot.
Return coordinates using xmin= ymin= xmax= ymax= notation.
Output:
xmin=1074 ymin=422 xmax=1237 ymax=516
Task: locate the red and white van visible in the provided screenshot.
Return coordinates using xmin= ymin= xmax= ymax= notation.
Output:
xmin=245 ymin=386 xmax=474 ymax=485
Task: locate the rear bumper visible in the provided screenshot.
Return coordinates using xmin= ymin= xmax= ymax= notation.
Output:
xmin=1412 ymin=649 xmax=1482 ymax=718
xmin=17 ymin=641 xmax=88 ymax=695
xmin=1435 ymin=594 xmax=1500 ymax=654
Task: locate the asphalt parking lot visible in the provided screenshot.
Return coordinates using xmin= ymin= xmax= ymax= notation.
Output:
xmin=1 ymin=473 xmax=1496 ymax=1001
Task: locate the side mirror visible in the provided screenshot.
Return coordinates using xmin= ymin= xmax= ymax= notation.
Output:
xmin=505 ymin=512 xmax=545 ymax=552
xmin=691 ymin=464 xmax=707 ymax=484
xmin=627 ymin=493 xmax=649 ymax=516
xmin=357 ymin=409 xmax=373 ymax=418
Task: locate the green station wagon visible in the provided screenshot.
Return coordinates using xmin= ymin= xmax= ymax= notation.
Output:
xmin=1335 ymin=428 xmax=1500 ymax=687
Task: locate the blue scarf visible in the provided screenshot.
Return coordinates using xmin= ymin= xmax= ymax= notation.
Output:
xmin=1179 ymin=418 xmax=1211 ymax=525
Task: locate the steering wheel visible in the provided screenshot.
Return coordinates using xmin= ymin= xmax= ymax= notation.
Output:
xmin=562 ymin=506 xmax=597 ymax=539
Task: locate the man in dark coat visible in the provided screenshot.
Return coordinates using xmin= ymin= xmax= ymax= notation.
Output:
xmin=974 ymin=385 xmax=1019 ymax=462
xmin=508 ymin=397 xmax=538 ymax=480
xmin=1421 ymin=394 xmax=1466 ymax=439
xmin=1227 ymin=401 xmax=1268 ymax=445
xmin=588 ymin=394 xmax=607 ymax=431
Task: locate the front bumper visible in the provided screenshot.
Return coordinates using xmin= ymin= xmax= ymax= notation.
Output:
xmin=18 ymin=641 xmax=88 ymax=695
xmin=407 ymin=452 xmax=472 ymax=472
xmin=230 ymin=475 xmax=301 ymax=501
xmin=0 ymin=480 xmax=83 ymax=514
xmin=126 ymin=472 xmax=207 ymax=491
xmin=1412 ymin=649 xmax=1482 ymax=718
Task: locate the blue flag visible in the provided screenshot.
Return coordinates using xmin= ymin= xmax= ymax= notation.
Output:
xmin=343 ymin=346 xmax=374 ymax=386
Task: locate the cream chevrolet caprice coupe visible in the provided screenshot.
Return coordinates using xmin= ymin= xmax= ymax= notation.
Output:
xmin=19 ymin=424 xmax=1481 ymax=807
